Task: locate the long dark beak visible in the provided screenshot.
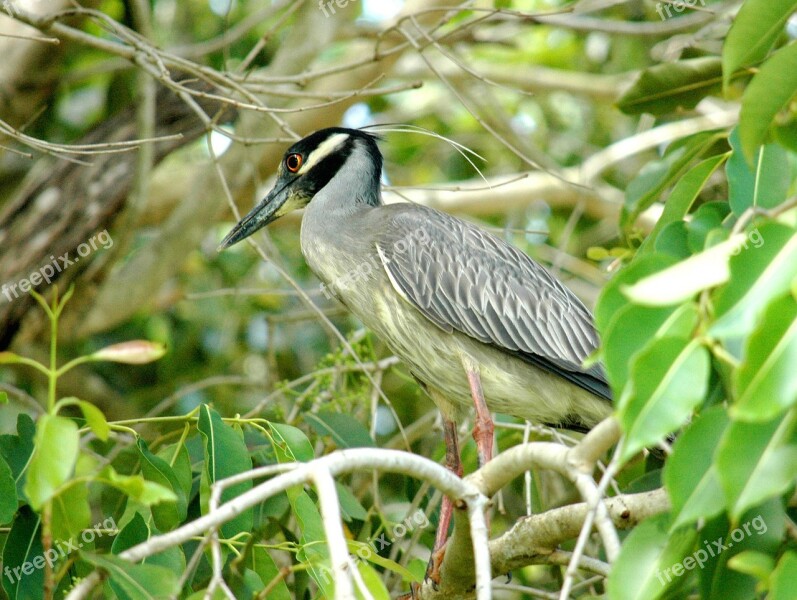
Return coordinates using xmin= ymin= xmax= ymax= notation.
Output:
xmin=217 ymin=181 xmax=290 ymax=250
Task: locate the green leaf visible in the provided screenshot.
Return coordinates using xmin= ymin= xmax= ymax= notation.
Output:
xmin=76 ymin=400 xmax=110 ymax=442
xmin=617 ymin=338 xmax=709 ymax=462
xmin=266 ymin=423 xmax=331 ymax=596
xmin=715 ymin=410 xmax=797 ymax=519
xmin=0 ymin=391 xmax=7 ymax=404
xmin=354 ymin=561 xmax=390 ymax=600
xmin=305 ymin=411 xmax=375 ymax=448
xmin=0 ymin=455 xmax=18 ymax=524
xmin=739 ymin=43 xmax=797 ymax=161
xmin=722 ymin=0 xmax=797 ymax=87
xmin=405 ymin=558 xmax=427 ymax=584
xmin=622 ymin=131 xmax=725 ymax=232
xmin=774 ymin=117 xmax=797 ymax=153
xmin=156 ymin=442 xmax=192 ymax=502
xmin=587 ymin=246 xmax=609 ymax=260
xmin=249 ymin=546 xmax=291 ymax=600
xmin=137 ymin=438 xmax=188 ymax=531
xmin=638 ymin=153 xmax=729 ymax=256
xmin=617 ymin=57 xmax=723 ymax=116
xmin=253 ymin=491 xmax=290 ymax=525
xmin=197 ymin=405 xmax=253 ymax=539
xmin=604 ymin=303 xmax=698 ymax=394
xmin=292 ymin=490 xmax=326 ymax=552
xmin=25 ymin=414 xmax=79 ymax=510
xmin=51 ymin=483 xmax=91 ymax=544
xmin=607 ymin=513 xmax=697 ymax=600
xmin=696 ymin=501 xmax=783 ymax=599
xmin=82 ymin=552 xmax=179 ymax=600
xmin=685 ymin=201 xmax=731 ymax=254
xmin=111 ymin=512 xmax=150 ymax=555
xmin=112 ymin=513 xmax=185 ymax=574
xmin=733 ymin=294 xmax=797 ymax=420
xmin=726 ymin=550 xmax=775 ymax=581
xmin=654 ymin=221 xmax=691 ymax=259
xmin=184 ymin=589 xmax=227 ymax=600
xmin=269 ymin=422 xmax=314 ymax=462
xmin=622 ymin=233 xmax=748 ymax=306
xmin=726 ymin=128 xmax=791 ymax=216
xmin=229 ymin=567 xmax=268 ymax=597
xmin=293 ymin=491 xmax=333 ymax=597
xmin=336 ymin=481 xmax=368 ymax=521
xmin=595 ymin=254 xmax=678 ymax=333
xmin=665 ymin=407 xmax=728 ymax=530
xmin=1 ymin=506 xmax=43 ymax=600
xmin=347 ymin=541 xmax=418 ymax=581
xmin=770 ymin=552 xmax=797 ymax=600
xmin=97 ymin=466 xmax=177 ymax=506
xmin=0 ymin=413 xmax=35 ymax=498
xmin=711 ymin=223 xmax=797 ymax=339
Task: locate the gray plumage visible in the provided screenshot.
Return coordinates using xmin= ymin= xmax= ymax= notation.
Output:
xmin=373 ymin=205 xmax=610 ymax=403
xmin=220 ymin=128 xmax=612 ymax=431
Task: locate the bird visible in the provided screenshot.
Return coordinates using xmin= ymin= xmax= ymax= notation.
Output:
xmin=218 ymin=127 xmax=612 ymax=576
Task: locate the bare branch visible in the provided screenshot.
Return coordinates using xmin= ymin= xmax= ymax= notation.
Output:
xmin=311 ymin=466 xmax=361 ymax=600
xmin=65 ymin=448 xmax=488 ymax=600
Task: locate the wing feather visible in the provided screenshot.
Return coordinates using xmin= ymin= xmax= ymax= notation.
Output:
xmin=374 ymin=204 xmax=610 ymax=400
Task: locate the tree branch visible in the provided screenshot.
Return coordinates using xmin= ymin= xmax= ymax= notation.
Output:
xmin=416 ymin=418 xmax=626 ymax=599
xmin=64 ymin=448 xmax=490 ymax=600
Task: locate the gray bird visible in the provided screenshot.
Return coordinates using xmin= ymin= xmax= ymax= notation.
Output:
xmin=219 ymin=127 xmax=612 ymax=570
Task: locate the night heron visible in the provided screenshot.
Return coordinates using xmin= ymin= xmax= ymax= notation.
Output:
xmin=218 ymin=127 xmax=612 ymax=571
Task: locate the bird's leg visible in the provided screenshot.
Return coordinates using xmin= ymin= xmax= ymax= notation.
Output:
xmin=427 ymin=419 xmax=461 ymax=585
xmin=434 ymin=419 xmax=462 ymax=552
xmin=427 ymin=359 xmax=496 ymax=586
xmin=464 ymin=360 xmax=495 ymax=566
xmin=464 ymin=362 xmax=494 ymax=467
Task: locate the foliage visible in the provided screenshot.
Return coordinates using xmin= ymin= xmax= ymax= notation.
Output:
xmin=0 ymin=0 xmax=796 ymax=599
xmin=0 ymin=291 xmax=175 ymax=598
xmin=606 ymin=6 xmax=797 ymax=597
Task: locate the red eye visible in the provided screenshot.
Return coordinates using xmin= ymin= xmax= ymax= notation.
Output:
xmin=285 ymin=153 xmax=303 ymax=173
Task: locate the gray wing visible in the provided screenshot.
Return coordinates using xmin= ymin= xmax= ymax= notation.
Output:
xmin=374 ymin=204 xmax=610 ymax=401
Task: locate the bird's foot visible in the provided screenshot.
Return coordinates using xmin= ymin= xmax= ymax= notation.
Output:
xmin=424 ymin=543 xmax=446 ymax=588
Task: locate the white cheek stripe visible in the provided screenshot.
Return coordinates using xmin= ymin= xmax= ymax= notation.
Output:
xmin=298 ymin=133 xmax=350 ymax=174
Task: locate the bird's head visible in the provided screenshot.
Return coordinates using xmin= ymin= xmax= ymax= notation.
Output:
xmin=218 ymin=127 xmax=382 ymax=250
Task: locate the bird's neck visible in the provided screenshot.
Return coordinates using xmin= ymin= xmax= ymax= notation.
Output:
xmin=303 ymin=189 xmax=380 ymax=242
xmin=300 ymin=198 xmax=377 ymax=294
xmin=329 ymin=143 xmax=381 ymax=200
xmin=299 ymin=151 xmax=383 ymax=281
xmin=306 ymin=152 xmax=383 ymax=218
xmin=301 ymin=179 xmax=382 ymax=254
